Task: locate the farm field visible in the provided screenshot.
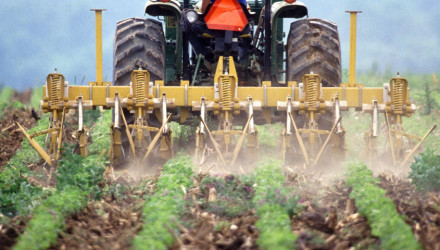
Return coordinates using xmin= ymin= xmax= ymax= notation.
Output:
xmin=1 ymin=71 xmax=440 ymax=249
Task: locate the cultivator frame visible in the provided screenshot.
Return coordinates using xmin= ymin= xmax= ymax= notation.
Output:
xmin=19 ymin=10 xmax=435 ymax=168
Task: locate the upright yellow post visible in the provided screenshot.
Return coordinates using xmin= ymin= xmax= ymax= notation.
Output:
xmin=91 ymin=9 xmax=106 ymax=86
xmin=346 ymin=11 xmax=362 ymax=87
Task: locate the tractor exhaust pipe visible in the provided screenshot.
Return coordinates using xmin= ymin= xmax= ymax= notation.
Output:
xmin=346 ymin=11 xmax=362 ymax=87
xmin=91 ymin=9 xmax=106 ymax=86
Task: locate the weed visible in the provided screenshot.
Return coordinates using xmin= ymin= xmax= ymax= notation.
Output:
xmin=169 ymin=122 xmax=193 ymax=146
xmin=409 ymin=148 xmax=440 ymax=192
xmin=200 ymin=175 xmax=254 ymax=218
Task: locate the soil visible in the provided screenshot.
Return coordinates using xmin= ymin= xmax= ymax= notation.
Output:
xmin=2 ymin=91 xmax=440 ymax=249
xmin=0 ymin=93 xmax=37 ymax=170
xmin=379 ymin=175 xmax=440 ymax=250
xmin=0 ymin=216 xmax=28 ymax=250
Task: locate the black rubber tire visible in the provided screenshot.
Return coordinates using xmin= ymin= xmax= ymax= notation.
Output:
xmin=286 ymin=18 xmax=342 ymax=87
xmin=112 ymin=18 xmax=165 ymax=163
xmin=113 ymin=18 xmax=166 ymax=86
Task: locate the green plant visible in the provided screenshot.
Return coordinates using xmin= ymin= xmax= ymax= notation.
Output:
xmin=132 ymin=155 xmax=194 ymax=250
xmin=0 ymin=115 xmax=51 ymax=216
xmin=13 ymin=187 xmax=88 ymax=250
xmin=57 ymin=153 xmax=106 ymax=198
xmin=409 ymin=148 xmax=440 ymax=192
xmin=255 ymin=123 xmax=284 ymax=148
xmin=88 ymin=110 xmax=112 ymax=155
xmin=11 ymin=100 xmax=26 ymax=110
xmin=83 ymin=109 xmax=102 ymax=128
xmin=412 ymin=74 xmax=440 ymax=115
xmin=14 ymin=110 xmax=110 ymax=248
xmin=169 ymin=122 xmax=193 ymax=146
xmin=30 ymin=87 xmax=44 ymax=110
xmin=345 ymin=163 xmax=421 ymax=250
xmin=200 ymin=175 xmax=254 ymax=218
xmin=214 ymin=221 xmax=232 ymax=231
xmin=0 ymin=87 xmax=14 ymax=119
xmin=251 ymin=159 xmax=300 ymax=250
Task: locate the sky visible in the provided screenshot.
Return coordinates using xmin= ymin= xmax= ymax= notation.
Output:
xmin=0 ymin=0 xmax=439 ymax=90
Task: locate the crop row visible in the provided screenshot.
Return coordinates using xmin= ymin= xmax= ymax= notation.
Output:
xmin=251 ymin=160 xmax=300 ymax=250
xmin=13 ymin=110 xmax=111 ymax=249
xmin=0 ymin=114 xmax=50 ymax=217
xmin=0 ymin=87 xmax=14 ymax=119
xmin=345 ymin=163 xmax=420 ymax=250
xmin=132 ymin=155 xmax=194 ymax=249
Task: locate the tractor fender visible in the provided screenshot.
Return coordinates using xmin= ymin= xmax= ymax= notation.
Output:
xmin=271 ymin=1 xmax=308 ymax=22
xmin=145 ymin=0 xmax=182 ymax=19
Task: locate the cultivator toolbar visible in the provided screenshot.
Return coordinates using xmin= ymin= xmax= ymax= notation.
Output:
xmin=18 ymin=10 xmax=435 ymax=168
xmin=20 ymin=61 xmax=434 ymax=167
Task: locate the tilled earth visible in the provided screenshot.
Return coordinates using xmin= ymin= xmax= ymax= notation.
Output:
xmin=2 ymin=161 xmax=440 ymax=249
xmin=2 ymin=93 xmax=440 ymax=249
xmin=0 ymin=108 xmax=36 ymax=169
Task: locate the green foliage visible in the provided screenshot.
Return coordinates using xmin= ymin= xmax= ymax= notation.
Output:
xmin=214 ymin=220 xmax=231 ymax=231
xmin=13 ymin=110 xmax=109 ymax=249
xmin=255 ymin=123 xmax=284 ymax=148
xmin=255 ymin=203 xmax=296 ymax=250
xmin=345 ymin=163 xmax=421 ymax=250
xmin=414 ymin=79 xmax=440 ymax=115
xmin=0 ymin=115 xmax=51 ymax=217
xmin=102 ymin=182 xmax=130 ymax=200
xmin=11 ymin=100 xmax=26 ymax=109
xmin=0 ymin=86 xmax=14 ymax=102
xmin=0 ymin=87 xmax=15 ymax=119
xmin=132 ymin=155 xmax=194 ymax=250
xmin=57 ymin=153 xmax=106 ymax=198
xmin=88 ymin=110 xmax=112 ymax=155
xmin=13 ymin=187 xmax=88 ymax=250
xmin=200 ymin=175 xmax=254 ymax=218
xmin=169 ymin=122 xmax=193 ymax=145
xmin=252 ymin=159 xmax=301 ymax=216
xmin=251 ymin=159 xmax=299 ymax=250
xmin=409 ymin=148 xmax=440 ymax=192
xmin=30 ymin=87 xmax=44 ymax=110
xmin=408 ymin=73 xmax=440 ymax=103
xmin=83 ymin=109 xmax=102 ymax=128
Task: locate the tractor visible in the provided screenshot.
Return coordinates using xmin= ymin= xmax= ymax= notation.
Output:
xmin=112 ymin=0 xmax=343 ymax=165
xmin=113 ymin=0 xmax=340 ymax=87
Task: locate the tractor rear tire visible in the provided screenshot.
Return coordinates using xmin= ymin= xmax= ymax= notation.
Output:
xmin=286 ymin=18 xmax=341 ymax=87
xmin=112 ymin=18 xmax=165 ymax=163
xmin=113 ymin=18 xmax=166 ymax=86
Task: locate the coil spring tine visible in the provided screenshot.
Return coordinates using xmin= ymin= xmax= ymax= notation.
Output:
xmin=305 ymin=75 xmax=318 ymax=107
xmin=50 ymin=74 xmax=62 ymax=107
xmin=392 ymin=78 xmax=403 ymax=113
xmin=221 ymin=77 xmax=232 ymax=110
xmin=135 ymin=72 xmax=147 ymax=103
